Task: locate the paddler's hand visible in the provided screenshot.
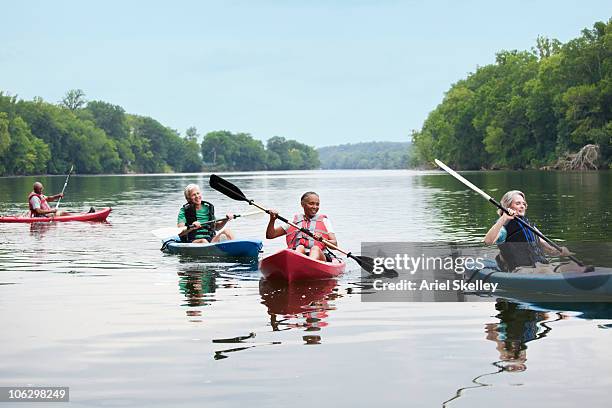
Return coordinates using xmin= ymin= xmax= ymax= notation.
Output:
xmin=557 ymin=246 xmax=574 ymax=257
xmin=314 ymin=232 xmax=323 ymax=241
xmin=268 ymin=209 xmax=279 ymax=220
xmin=191 ymin=221 xmax=201 ymax=229
xmin=226 ymin=213 xmax=234 ymax=220
xmin=501 ymin=208 xmax=516 ymax=223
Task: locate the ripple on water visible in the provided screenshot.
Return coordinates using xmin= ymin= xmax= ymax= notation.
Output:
xmin=1 ymin=171 xmax=611 ymax=407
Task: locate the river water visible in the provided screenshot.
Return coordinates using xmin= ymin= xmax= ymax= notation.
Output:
xmin=0 ymin=170 xmax=610 ymax=407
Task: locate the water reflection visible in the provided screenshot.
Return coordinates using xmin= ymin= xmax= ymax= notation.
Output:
xmin=444 ymin=298 xmax=612 ymax=406
xmin=176 ymin=262 xmax=259 ymax=323
xmin=504 ymin=299 xmax=612 ymax=321
xmin=212 ymin=333 xmax=262 ymax=360
xmin=259 ymin=279 xmax=341 ymax=344
xmin=177 ymin=267 xmax=217 ymax=321
xmin=29 ymin=222 xmax=56 ymax=239
xmin=443 ymin=299 xmax=566 ymax=407
xmin=485 ymin=299 xmax=556 ymax=372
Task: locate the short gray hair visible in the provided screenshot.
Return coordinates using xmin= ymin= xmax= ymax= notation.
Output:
xmin=184 ymin=184 xmax=200 ymax=200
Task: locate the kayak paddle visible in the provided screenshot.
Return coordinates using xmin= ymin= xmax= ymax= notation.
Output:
xmin=434 ymin=159 xmax=585 ymax=267
xmin=151 ymin=210 xmax=264 ymax=240
xmin=55 ymin=165 xmax=74 ymax=211
xmin=209 ymin=174 xmax=398 ymax=277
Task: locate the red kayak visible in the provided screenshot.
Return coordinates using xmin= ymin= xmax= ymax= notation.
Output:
xmin=259 ymin=249 xmax=346 ymax=282
xmin=0 ymin=207 xmax=112 ymax=223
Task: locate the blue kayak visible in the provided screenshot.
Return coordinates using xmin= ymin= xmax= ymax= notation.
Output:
xmin=162 ymin=238 xmax=263 ymax=259
xmin=466 ymin=259 xmax=612 ymax=301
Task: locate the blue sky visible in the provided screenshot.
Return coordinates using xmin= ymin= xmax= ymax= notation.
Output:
xmin=1 ymin=1 xmax=609 ymax=147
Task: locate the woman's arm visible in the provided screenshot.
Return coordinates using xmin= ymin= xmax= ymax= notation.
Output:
xmin=538 ymin=234 xmax=572 ymax=256
xmin=321 ymin=232 xmax=337 ymax=247
xmin=266 ymin=210 xmax=286 ymax=239
xmin=177 ymin=221 xmax=201 ymax=237
xmin=215 ymin=213 xmax=234 ymax=230
xmin=484 ymin=210 xmax=514 ymax=245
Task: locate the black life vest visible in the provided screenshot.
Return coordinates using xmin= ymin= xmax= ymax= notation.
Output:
xmin=181 ymin=201 xmax=216 ymax=243
xmin=497 ymin=217 xmax=548 ymax=271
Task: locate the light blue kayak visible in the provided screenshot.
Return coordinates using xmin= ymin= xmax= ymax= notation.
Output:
xmin=161 ymin=238 xmax=263 ymax=259
xmin=466 ymin=259 xmax=612 ymax=301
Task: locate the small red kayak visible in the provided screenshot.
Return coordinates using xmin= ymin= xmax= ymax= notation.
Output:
xmin=0 ymin=207 xmax=112 ymax=223
xmin=259 ymin=248 xmax=346 ymax=282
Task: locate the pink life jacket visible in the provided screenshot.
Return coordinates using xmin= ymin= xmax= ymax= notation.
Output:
xmin=285 ymin=214 xmax=330 ymax=250
xmin=28 ymin=192 xmax=51 ymax=217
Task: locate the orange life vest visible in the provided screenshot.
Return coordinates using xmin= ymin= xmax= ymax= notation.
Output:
xmin=28 ymin=192 xmax=51 ymax=217
xmin=285 ymin=214 xmax=330 ymax=250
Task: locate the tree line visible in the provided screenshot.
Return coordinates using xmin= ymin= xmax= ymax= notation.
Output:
xmin=0 ymin=91 xmax=319 ymax=175
xmin=412 ymin=19 xmax=611 ymax=170
xmin=200 ymin=132 xmax=319 ymax=171
xmin=317 ymin=142 xmax=413 ymax=169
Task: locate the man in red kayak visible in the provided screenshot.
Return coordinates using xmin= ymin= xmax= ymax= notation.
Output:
xmin=177 ymin=184 xmax=235 ymax=243
xmin=28 ymin=182 xmax=70 ymax=217
xmin=266 ymin=191 xmax=338 ymax=261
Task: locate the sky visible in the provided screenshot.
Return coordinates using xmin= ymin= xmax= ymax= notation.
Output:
xmin=1 ymin=1 xmax=610 ymax=148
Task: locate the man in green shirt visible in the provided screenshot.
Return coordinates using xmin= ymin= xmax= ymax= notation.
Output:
xmin=178 ymin=184 xmax=235 ymax=243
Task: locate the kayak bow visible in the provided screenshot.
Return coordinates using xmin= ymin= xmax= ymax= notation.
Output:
xmin=259 ymin=249 xmax=346 ymax=282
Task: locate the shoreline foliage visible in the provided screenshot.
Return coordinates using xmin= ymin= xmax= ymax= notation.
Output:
xmin=412 ymin=19 xmax=611 ymax=170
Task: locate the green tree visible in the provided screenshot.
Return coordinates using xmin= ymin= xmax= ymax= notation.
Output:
xmin=0 ymin=113 xmax=50 ymax=175
xmin=413 ymin=18 xmax=612 ymax=169
xmin=84 ymin=100 xmax=134 ymax=171
xmin=60 ymin=89 xmax=87 ymax=111
xmin=201 ymin=131 xmax=267 ymax=171
xmin=266 ymin=136 xmax=320 ymax=170
xmin=185 ymin=126 xmax=199 ymax=142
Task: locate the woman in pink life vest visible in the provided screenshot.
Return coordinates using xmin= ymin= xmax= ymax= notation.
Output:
xmin=266 ymin=191 xmax=338 ymax=261
xmin=28 ymin=182 xmax=70 ymax=217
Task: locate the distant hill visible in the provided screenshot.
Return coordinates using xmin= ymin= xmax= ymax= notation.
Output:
xmin=317 ymin=141 xmax=412 ymax=169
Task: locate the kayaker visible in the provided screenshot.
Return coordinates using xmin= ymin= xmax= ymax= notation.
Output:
xmin=28 ymin=182 xmax=70 ymax=217
xmin=177 ymin=184 xmax=235 ymax=243
xmin=266 ymin=191 xmax=338 ymax=261
xmin=483 ymin=190 xmax=589 ymax=273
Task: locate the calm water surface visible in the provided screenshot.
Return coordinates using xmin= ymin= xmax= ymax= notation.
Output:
xmin=1 ymin=170 xmax=610 ymax=407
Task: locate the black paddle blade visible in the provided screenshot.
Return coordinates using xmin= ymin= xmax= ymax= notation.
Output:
xmin=352 ymin=255 xmax=399 ymax=278
xmin=209 ymin=174 xmax=249 ymax=202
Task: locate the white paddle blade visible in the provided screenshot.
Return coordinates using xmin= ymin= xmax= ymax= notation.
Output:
xmin=151 ymin=227 xmax=182 ymax=240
